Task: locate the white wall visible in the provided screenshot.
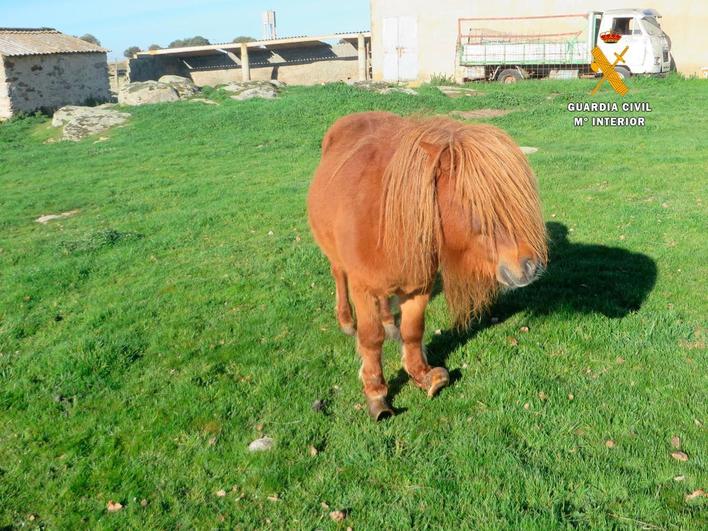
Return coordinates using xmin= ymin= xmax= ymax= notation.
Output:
xmin=370 ymin=0 xmax=707 ymax=81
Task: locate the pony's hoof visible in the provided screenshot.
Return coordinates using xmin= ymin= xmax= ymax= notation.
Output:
xmin=340 ymin=323 xmax=356 ymax=336
xmin=365 ymin=396 xmax=394 ymax=421
xmin=423 ymin=367 xmax=450 ymax=398
xmin=384 ymin=323 xmax=401 ymax=342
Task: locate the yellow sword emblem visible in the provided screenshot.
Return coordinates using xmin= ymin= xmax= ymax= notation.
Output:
xmin=590 ymin=46 xmax=630 ymax=96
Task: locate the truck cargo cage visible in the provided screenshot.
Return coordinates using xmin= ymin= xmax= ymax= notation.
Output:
xmin=457 ymin=13 xmax=598 ymax=81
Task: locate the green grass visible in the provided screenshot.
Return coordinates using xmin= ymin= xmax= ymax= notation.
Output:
xmin=0 ymin=77 xmax=706 ymax=529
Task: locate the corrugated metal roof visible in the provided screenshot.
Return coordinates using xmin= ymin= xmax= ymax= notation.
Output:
xmin=136 ymin=31 xmax=371 ymax=58
xmin=0 ymin=28 xmax=108 ymax=57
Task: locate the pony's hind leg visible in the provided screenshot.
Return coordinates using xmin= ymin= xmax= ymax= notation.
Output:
xmin=349 ymin=281 xmax=393 ymax=421
xmin=379 ymin=296 xmax=400 ymax=341
xmin=399 ymin=292 xmax=449 ymax=398
xmin=331 ymin=264 xmax=355 ymax=336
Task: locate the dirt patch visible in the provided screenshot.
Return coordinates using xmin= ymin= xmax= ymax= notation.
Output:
xmin=451 ymin=109 xmax=512 ymax=120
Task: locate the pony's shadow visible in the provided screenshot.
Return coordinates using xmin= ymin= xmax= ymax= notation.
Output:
xmin=388 ymin=221 xmax=658 ymax=399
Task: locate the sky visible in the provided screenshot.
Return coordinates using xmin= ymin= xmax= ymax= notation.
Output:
xmin=0 ymin=0 xmax=370 ymax=60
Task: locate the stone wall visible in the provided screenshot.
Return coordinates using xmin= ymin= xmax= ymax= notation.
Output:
xmin=129 ymin=43 xmax=360 ymax=87
xmin=0 ymin=52 xmax=110 ymax=118
xmin=0 ymin=61 xmax=9 ymax=120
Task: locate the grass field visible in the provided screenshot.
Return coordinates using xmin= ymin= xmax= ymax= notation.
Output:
xmin=0 ymin=77 xmax=706 ymax=529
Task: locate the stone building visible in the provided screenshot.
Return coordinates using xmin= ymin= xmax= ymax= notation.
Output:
xmin=0 ymin=28 xmax=110 ymax=120
xmin=370 ymin=0 xmax=707 ymax=82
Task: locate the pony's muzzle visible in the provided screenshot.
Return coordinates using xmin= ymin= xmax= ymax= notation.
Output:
xmin=497 ymin=258 xmax=542 ymax=288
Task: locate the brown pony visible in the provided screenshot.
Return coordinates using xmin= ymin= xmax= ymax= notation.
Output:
xmin=307 ymin=112 xmax=547 ymax=420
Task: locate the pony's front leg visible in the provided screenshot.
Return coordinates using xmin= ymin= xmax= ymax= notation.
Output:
xmin=349 ymin=282 xmax=394 ymax=421
xmin=400 ymin=292 xmax=449 ymax=397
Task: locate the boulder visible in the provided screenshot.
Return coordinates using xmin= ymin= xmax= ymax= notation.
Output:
xmin=189 ymin=98 xmax=219 ymax=105
xmin=221 ymin=80 xmax=281 ymax=100
xmin=231 ymin=87 xmax=278 ymax=101
xmin=118 ymin=81 xmax=180 ymax=106
xmin=378 ymin=87 xmax=418 ymax=96
xmin=221 ymin=80 xmax=283 ymax=92
xmin=158 ymin=75 xmax=199 ymax=98
xmin=347 ymin=80 xmax=418 ymax=95
xmin=51 ymin=106 xmax=131 ymax=141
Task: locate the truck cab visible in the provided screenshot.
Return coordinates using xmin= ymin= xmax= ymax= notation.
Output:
xmin=596 ymin=9 xmax=672 ymax=77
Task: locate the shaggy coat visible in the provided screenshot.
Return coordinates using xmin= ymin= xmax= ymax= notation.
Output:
xmin=307 ymin=111 xmax=546 ymax=419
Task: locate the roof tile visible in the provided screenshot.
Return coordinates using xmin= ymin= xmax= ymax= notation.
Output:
xmin=0 ymin=28 xmax=107 ymax=57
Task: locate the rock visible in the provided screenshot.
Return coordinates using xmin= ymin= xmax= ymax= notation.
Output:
xmin=438 ymin=86 xmax=484 ymax=98
xmin=348 ymin=80 xmax=418 ymax=95
xmin=158 ymin=75 xmax=199 ymax=98
xmin=221 ymin=80 xmax=283 ymax=92
xmin=378 ymin=87 xmax=418 ymax=95
xmin=520 ymin=146 xmax=539 ymax=155
xmin=221 ymin=80 xmax=281 ymax=101
xmin=189 ymin=98 xmax=218 ymax=105
xmin=35 ymin=208 xmax=79 ymax=224
xmin=248 ymin=436 xmax=274 ymax=452
xmin=52 ymin=105 xmax=131 ymax=141
xmin=118 ymin=81 xmax=180 ymax=106
xmin=231 ymin=87 xmax=277 ymax=101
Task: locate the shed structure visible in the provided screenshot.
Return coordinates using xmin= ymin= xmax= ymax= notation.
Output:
xmin=130 ymin=32 xmax=371 ymax=86
xmin=0 ymin=28 xmax=110 ymax=120
xmin=370 ymin=0 xmax=707 ymax=82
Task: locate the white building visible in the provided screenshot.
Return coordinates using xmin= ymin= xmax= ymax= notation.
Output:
xmin=369 ymin=0 xmax=707 ymax=82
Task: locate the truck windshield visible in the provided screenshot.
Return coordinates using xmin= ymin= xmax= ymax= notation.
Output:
xmin=641 ymin=17 xmax=664 ymax=37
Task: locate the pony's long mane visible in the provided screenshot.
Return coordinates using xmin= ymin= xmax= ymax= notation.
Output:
xmin=380 ymin=117 xmax=547 ymax=325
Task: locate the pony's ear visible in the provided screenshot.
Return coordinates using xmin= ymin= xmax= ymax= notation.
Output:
xmin=419 ymin=141 xmax=444 ymax=160
xmin=420 ymin=141 xmax=451 ymax=175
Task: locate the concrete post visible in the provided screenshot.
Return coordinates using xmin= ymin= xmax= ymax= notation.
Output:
xmin=357 ymin=34 xmax=367 ymax=81
xmin=241 ymin=43 xmax=251 ymax=81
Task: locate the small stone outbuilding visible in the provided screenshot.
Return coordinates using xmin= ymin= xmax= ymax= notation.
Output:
xmin=0 ymin=28 xmax=110 ymax=120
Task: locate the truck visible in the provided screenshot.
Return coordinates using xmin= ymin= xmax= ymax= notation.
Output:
xmin=456 ymin=9 xmax=673 ymax=83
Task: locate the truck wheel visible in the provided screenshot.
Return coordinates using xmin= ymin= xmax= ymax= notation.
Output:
xmin=498 ymin=69 xmax=523 ymax=84
xmin=614 ymin=66 xmax=631 ymax=80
